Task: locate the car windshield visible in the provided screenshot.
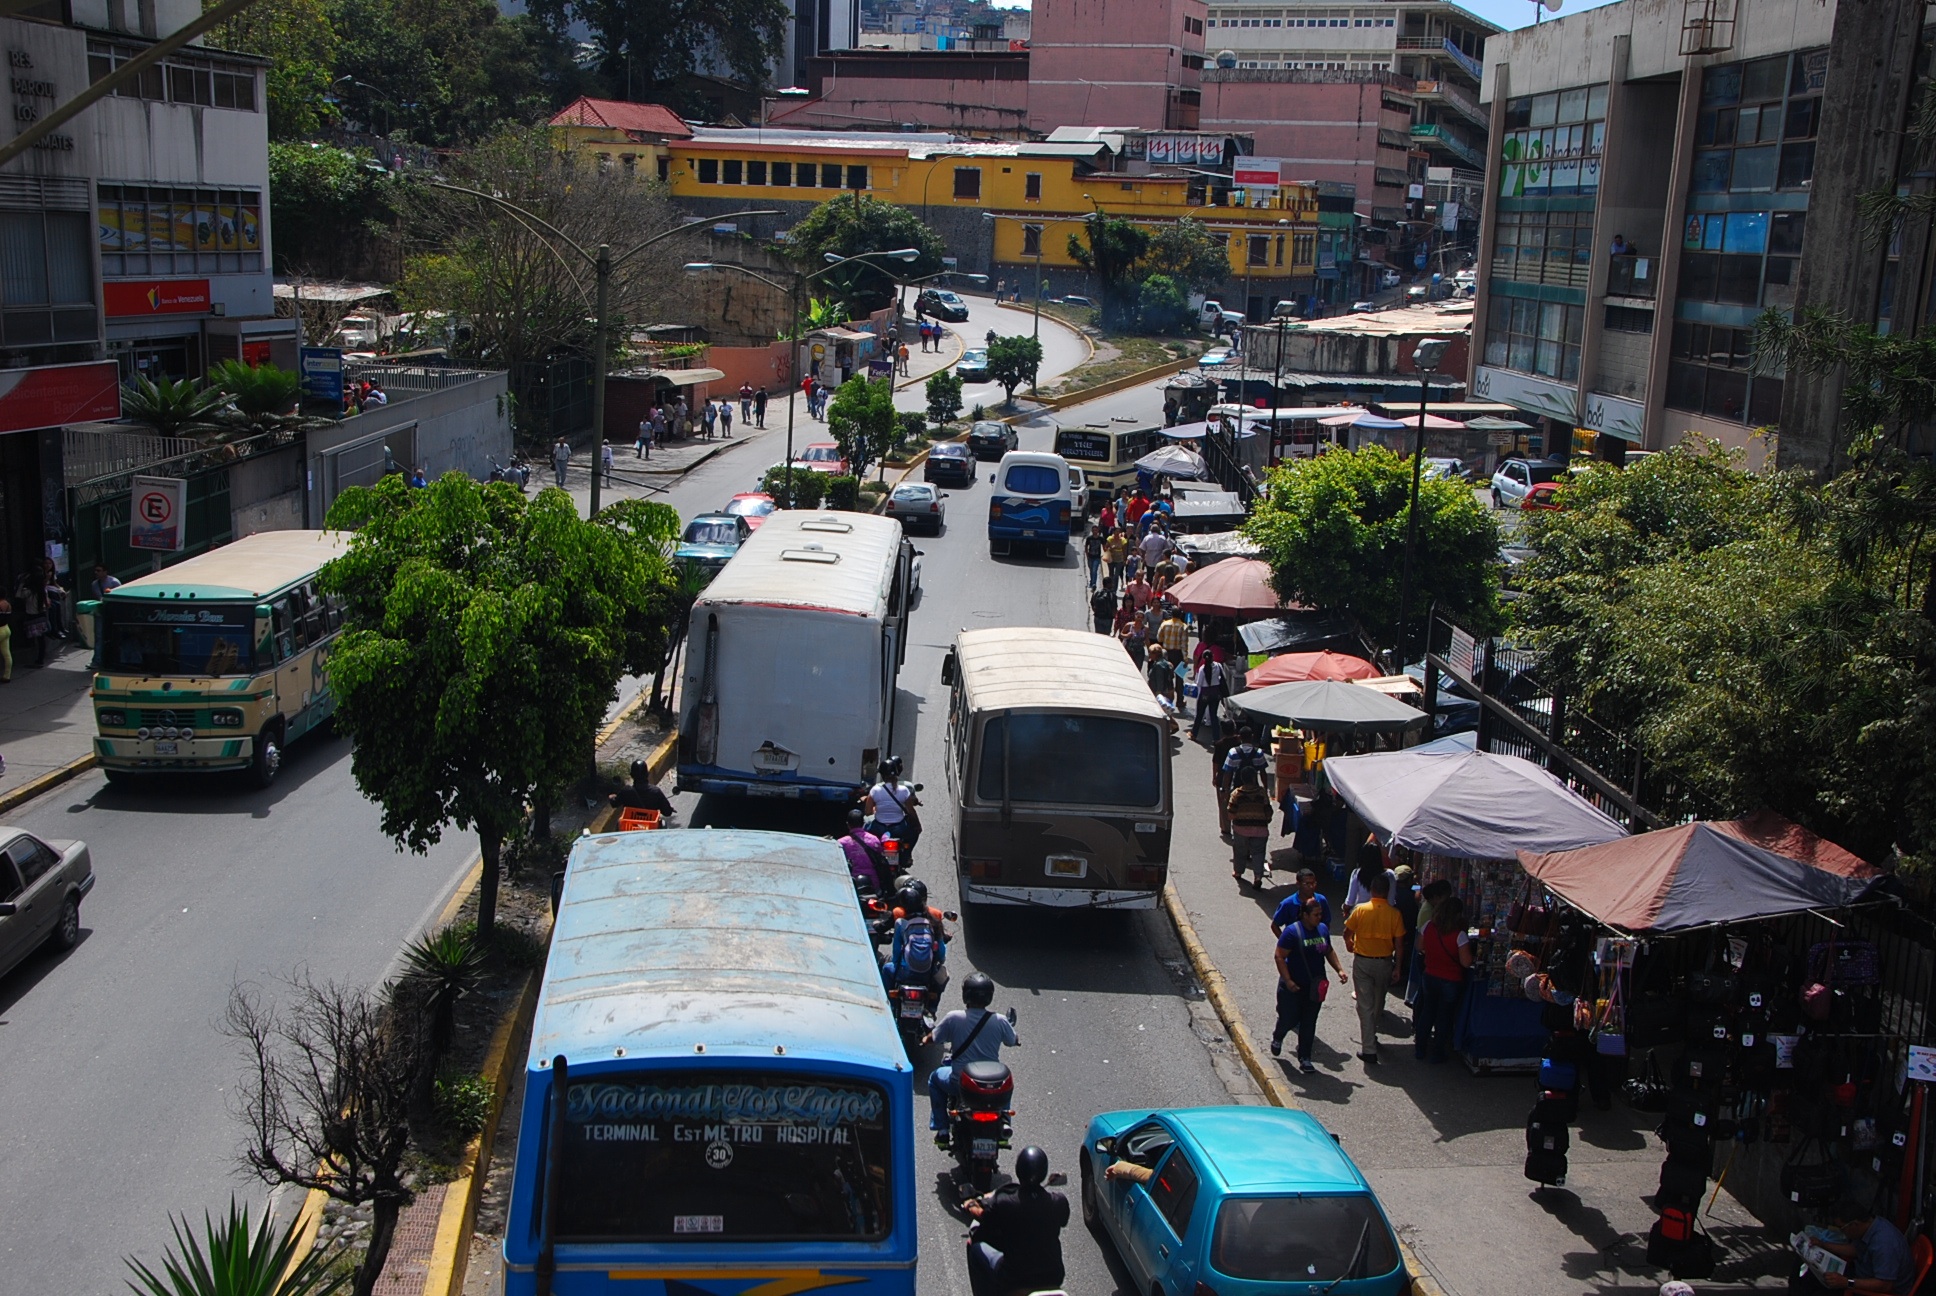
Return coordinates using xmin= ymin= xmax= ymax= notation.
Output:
xmin=555 ymin=1071 xmax=893 ymax=1242
xmin=977 ymin=713 xmax=1162 ymax=807
xmin=800 ymin=447 xmax=840 ymax=463
xmin=971 ymin=423 xmax=1004 ymax=438
xmin=963 ymin=351 xmax=987 ymax=365
xmin=936 ymin=293 xmax=962 ymax=306
xmin=1003 ymin=464 xmax=1064 ymax=495
xmin=933 ymin=445 xmax=968 ymax=459
xmin=682 ymin=520 xmax=740 ymax=547
xmin=101 ymin=601 xmax=259 ymax=676
xmin=1211 ymin=1195 xmax=1398 ymax=1284
xmin=726 ymin=497 xmax=774 ymax=517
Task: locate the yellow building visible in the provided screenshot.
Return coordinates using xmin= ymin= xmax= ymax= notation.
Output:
xmin=547 ymin=97 xmax=691 ymax=181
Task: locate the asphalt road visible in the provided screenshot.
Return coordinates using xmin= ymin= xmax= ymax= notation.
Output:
xmin=667 ymin=399 xmax=1245 ymax=1296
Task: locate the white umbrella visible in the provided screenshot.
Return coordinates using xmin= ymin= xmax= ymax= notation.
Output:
xmin=1135 ymin=445 xmax=1209 ymax=479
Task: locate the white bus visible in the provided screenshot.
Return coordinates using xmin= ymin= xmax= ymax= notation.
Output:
xmin=677 ymin=510 xmax=916 ymax=801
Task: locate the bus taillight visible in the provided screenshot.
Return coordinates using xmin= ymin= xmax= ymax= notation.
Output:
xmin=964 ymin=858 xmax=1002 ymax=878
xmin=1127 ymin=864 xmax=1165 ymax=887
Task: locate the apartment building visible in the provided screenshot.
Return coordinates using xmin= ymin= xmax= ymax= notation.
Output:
xmin=1028 ymin=0 xmax=1211 ymax=133
xmin=1470 ymin=0 xmax=1843 ymax=462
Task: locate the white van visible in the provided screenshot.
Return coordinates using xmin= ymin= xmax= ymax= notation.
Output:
xmin=988 ymin=450 xmax=1075 ymax=557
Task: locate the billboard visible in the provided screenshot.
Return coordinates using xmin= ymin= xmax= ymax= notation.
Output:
xmin=103 ymin=279 xmax=212 ymax=318
xmin=1232 ymin=157 xmax=1284 ymax=189
xmin=0 ymin=361 xmax=121 ymax=433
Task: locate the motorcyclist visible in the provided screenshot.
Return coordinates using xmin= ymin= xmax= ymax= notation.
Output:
xmin=880 ymin=879 xmax=952 ymax=999
xmin=964 ymin=1145 xmax=1068 ymax=1296
xmin=837 ymin=808 xmax=889 ymax=894
xmin=864 ymin=755 xmax=922 ymax=864
xmin=924 ymin=971 xmax=1016 ymax=1134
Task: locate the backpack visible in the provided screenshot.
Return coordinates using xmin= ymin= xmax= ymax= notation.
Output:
xmin=900 ymin=915 xmax=937 ymax=975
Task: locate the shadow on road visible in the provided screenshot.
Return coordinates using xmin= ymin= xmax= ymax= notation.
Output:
xmin=67 ymin=726 xmax=349 ymax=820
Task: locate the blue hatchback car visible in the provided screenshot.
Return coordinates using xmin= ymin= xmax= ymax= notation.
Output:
xmin=1079 ymin=1106 xmax=1406 ymax=1296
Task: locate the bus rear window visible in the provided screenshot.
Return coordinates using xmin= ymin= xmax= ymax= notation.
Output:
xmin=555 ymin=1071 xmax=893 ymax=1242
xmin=976 ymin=713 xmax=1161 ymax=807
xmin=1054 ymin=431 xmax=1111 ymax=462
xmin=1002 ymin=464 xmax=1064 ymax=495
xmin=101 ymin=602 xmax=258 ymax=675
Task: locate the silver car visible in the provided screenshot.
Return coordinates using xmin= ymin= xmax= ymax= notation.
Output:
xmin=886 ymin=482 xmax=947 ymax=534
xmin=0 ymin=830 xmax=93 ymax=979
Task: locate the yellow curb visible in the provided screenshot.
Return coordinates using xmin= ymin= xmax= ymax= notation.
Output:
xmin=0 ymin=750 xmax=98 ymax=815
xmin=1038 ymin=353 xmax=1201 ymax=411
xmin=1158 ymin=879 xmax=1447 ymax=1296
xmin=434 ymin=855 xmax=485 ymax=932
xmin=282 ymin=1186 xmax=329 ymax=1283
xmin=894 ymin=330 xmax=966 ymax=392
xmin=596 ymin=685 xmax=651 ymax=747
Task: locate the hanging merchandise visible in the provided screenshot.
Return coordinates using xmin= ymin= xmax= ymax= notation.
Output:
xmin=1647 ymin=1205 xmax=1717 ymax=1280
xmin=1594 ymin=969 xmax=1627 ymax=1057
xmin=1625 ymin=1051 xmax=1672 ymax=1112
xmin=1781 ymin=1134 xmax=1844 ymax=1207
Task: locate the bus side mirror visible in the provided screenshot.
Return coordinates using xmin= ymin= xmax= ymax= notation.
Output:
xmin=940 ymin=650 xmax=956 ymax=685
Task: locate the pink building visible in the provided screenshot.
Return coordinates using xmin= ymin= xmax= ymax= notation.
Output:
xmin=773 ymin=49 xmax=1033 ymax=136
xmin=1027 ymin=0 xmax=1211 ymax=132
xmin=1200 ymin=70 xmax=1415 ymax=222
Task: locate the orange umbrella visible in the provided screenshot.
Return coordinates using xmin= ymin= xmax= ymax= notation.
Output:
xmin=1164 ymin=558 xmax=1281 ymax=618
xmin=1245 ymin=650 xmax=1380 ymax=686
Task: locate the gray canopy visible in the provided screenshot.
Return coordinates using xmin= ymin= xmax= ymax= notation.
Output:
xmin=1323 ymin=749 xmax=1629 ymax=859
xmin=1227 ymin=679 xmax=1428 ymax=735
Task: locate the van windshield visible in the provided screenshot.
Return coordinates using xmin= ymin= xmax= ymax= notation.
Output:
xmin=1003 ymin=464 xmax=1064 ymax=495
xmin=101 ymin=602 xmax=259 ymax=676
xmin=976 ymin=713 xmax=1162 ymax=807
xmin=554 ymin=1071 xmax=893 ymax=1242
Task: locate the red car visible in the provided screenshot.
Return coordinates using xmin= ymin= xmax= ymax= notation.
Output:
xmin=724 ymin=492 xmax=777 ymax=530
xmin=788 ymin=442 xmax=849 ymax=476
xmin=1521 ymin=480 xmax=1564 ymax=511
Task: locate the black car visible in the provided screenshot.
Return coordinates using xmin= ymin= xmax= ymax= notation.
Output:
xmin=924 ymin=441 xmax=976 ymax=486
xmin=917 ymin=288 xmax=971 ymax=322
xmin=966 ymin=419 xmax=1018 ymax=460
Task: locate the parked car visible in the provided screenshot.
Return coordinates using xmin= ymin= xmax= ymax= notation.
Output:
xmin=1491 ymin=457 xmax=1567 ymax=508
xmin=674 ymin=513 xmax=753 ymax=575
xmin=957 ymin=348 xmax=991 ymax=382
xmin=1422 ymin=456 xmax=1468 ymax=482
xmin=1349 ymin=300 xmax=1379 ymax=314
xmin=1380 ymin=268 xmax=1401 ymax=288
xmin=1406 ymin=285 xmax=1429 ymax=304
xmin=917 ymin=288 xmax=970 ymax=322
xmin=0 ymin=830 xmax=93 ymax=980
xmin=1521 ymin=480 xmax=1565 ymax=510
xmin=787 ymin=442 xmax=849 ymax=477
xmin=1198 ymin=346 xmax=1236 ymax=370
xmin=885 ymin=482 xmax=947 ymax=533
xmin=924 ymin=441 xmax=977 ymax=487
xmin=967 ymin=419 xmax=1018 ymax=460
xmin=1081 ymin=1106 xmax=1408 ymax=1296
xmin=722 ymin=491 xmax=777 ymax=530
xmin=1061 ymin=294 xmax=1096 ymax=309
xmin=1199 ymin=300 xmax=1245 ymax=333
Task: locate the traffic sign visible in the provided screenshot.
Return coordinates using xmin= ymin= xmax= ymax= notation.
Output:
xmin=129 ymin=475 xmax=187 ymax=552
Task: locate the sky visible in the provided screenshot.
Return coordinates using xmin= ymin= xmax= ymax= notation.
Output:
xmin=985 ymin=0 xmax=1630 ymax=32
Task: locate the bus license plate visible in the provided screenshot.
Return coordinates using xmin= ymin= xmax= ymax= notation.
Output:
xmin=1022 ymin=529 xmax=1038 ymax=537
xmin=973 ymin=1138 xmax=999 ymax=1157
xmin=899 ymin=999 xmax=924 ymax=1018
xmin=153 ymin=741 xmax=177 ymax=755
xmin=1046 ymin=855 xmax=1087 ymax=879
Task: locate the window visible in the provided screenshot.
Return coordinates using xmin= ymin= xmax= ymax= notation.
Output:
xmin=89 ymin=41 xmax=255 ymax=110
xmin=697 ymin=158 xmax=718 ymax=184
xmin=1022 ymin=223 xmax=1043 ymax=257
xmin=1499 ymin=83 xmax=1609 ymax=196
xmin=1292 ymin=233 xmax=1315 ymax=265
xmin=0 ymin=209 xmax=96 ymax=348
xmin=976 ymin=713 xmax=1162 ymax=807
xmin=1246 ymin=234 xmax=1268 ymax=267
xmin=772 ymin=161 xmax=792 ymax=186
xmin=1212 ymin=1196 xmax=1400 ymax=1285
xmin=1274 ymin=234 xmax=1285 ymax=266
xmin=102 ymin=602 xmax=259 ymax=675
xmin=1693 ymin=52 xmax=1821 ymax=195
xmin=954 ymin=167 xmax=982 ymax=200
xmin=722 ymin=159 xmax=742 ymax=184
xmin=746 ymin=160 xmax=766 ymax=185
xmin=1666 ymin=320 xmax=1782 ymax=425
xmin=1149 ymin=1152 xmax=1201 ymax=1237
xmin=1489 ymin=210 xmax=1594 ymax=289
xmin=5 ymin=835 xmax=54 ymax=887
xmin=821 ymin=163 xmax=843 ymax=187
xmin=1483 ymin=298 xmax=1582 ymax=380
xmin=846 ymin=164 xmax=868 ymax=190
xmin=1025 ymin=172 xmax=1042 ymax=201
xmin=1604 ymin=304 xmax=1654 ymax=333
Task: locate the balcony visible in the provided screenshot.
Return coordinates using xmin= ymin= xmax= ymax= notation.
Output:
xmin=1412 ymin=77 xmax=1487 ymax=129
xmin=1395 ymin=36 xmax=1484 ymax=81
xmin=1606 ymin=254 xmax=1657 ymax=301
xmin=1410 ymin=122 xmax=1484 ymax=170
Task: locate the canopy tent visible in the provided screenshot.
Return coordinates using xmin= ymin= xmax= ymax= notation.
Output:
xmin=1518 ymin=814 xmax=1884 ymax=934
xmin=1323 ymin=749 xmax=1627 ymax=859
xmin=1321 ymin=412 xmax=1407 ymax=430
xmin=1164 ymin=558 xmax=1280 ymax=617
xmin=1160 ymin=421 xmax=1210 ymax=440
xmin=1413 ymin=730 xmax=1478 ymax=755
xmin=1387 ymin=412 xmax=1466 ymax=430
xmin=1465 ymin=415 xmax=1535 ymax=432
xmin=1244 ymin=650 xmax=1380 ymax=686
xmin=1228 ymin=678 xmax=1428 ymax=735
xmin=1239 ymin=609 xmax=1362 ymax=656
xmin=1135 ymin=445 xmax=1210 ymax=479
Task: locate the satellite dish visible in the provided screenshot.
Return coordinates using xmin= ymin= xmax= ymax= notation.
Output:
xmin=1216 ymin=49 xmax=1237 ymax=68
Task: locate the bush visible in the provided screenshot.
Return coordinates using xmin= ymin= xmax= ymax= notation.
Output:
xmin=761 ymin=467 xmax=831 ymax=507
xmin=925 ymin=371 xmax=963 ymax=424
xmin=826 ymin=475 xmax=861 ymax=510
xmin=433 ymin=1071 xmax=496 ymax=1137
xmin=1137 ymin=274 xmax=1190 ymax=335
xmin=971 ymin=403 xmax=988 ymax=422
xmin=897 ymin=410 xmax=927 ymax=448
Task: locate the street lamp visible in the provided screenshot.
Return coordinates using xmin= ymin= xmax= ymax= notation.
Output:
xmin=425 ymin=182 xmax=778 ymax=517
xmin=685 ymin=247 xmax=919 ymax=503
xmin=1393 ymin=336 xmax=1451 ymax=668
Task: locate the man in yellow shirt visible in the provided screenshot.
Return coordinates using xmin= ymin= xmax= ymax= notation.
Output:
xmin=1342 ymin=873 xmax=1407 ymax=1065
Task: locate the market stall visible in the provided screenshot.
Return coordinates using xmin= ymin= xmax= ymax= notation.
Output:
xmin=1323 ymin=749 xmax=1628 ymax=1069
xmin=1134 ymin=444 xmax=1211 ymax=486
xmin=1244 ymin=650 xmax=1380 ymax=687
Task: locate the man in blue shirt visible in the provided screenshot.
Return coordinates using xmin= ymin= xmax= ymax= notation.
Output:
xmin=1271 ymin=867 xmax=1332 ymax=937
xmin=1792 ymin=1203 xmax=1916 ymax=1293
xmin=1271 ymin=897 xmax=1345 ymax=1074
xmin=924 ymin=973 xmax=1019 ymax=1133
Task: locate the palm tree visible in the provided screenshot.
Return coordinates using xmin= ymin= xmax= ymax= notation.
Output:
xmin=124 ymin=1198 xmax=348 ymax=1296
xmin=208 ymin=360 xmax=301 ymax=428
xmin=120 ymin=375 xmax=229 ymax=438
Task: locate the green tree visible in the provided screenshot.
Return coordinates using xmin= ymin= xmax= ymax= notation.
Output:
xmin=121 ymin=375 xmax=229 ymax=438
xmin=1245 ymin=445 xmax=1502 ymax=649
xmin=925 ymin=370 xmax=963 ymax=425
xmin=827 ymin=376 xmax=898 ymax=481
xmin=319 ymin=473 xmax=676 ymax=935
xmin=267 ymin=144 xmax=408 ymax=276
xmin=783 ymin=195 xmax=947 ymax=314
xmin=125 ymin=1198 xmax=348 ymax=1296
xmin=1137 ymin=273 xmax=1190 ymax=335
xmin=986 ymin=335 xmax=1043 ymax=402
xmin=1067 ymin=209 xmax=1151 ymax=332
xmin=526 ymin=0 xmax=786 ymax=114
xmin=1141 ymin=217 xmax=1230 ymax=292
xmin=204 ymin=0 xmax=337 ymax=140
xmin=208 ymin=360 xmax=301 ymax=427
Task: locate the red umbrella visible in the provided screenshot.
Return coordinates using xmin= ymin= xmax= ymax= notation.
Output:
xmin=1245 ymin=650 xmax=1380 ymax=686
xmin=1164 ymin=558 xmax=1281 ymax=618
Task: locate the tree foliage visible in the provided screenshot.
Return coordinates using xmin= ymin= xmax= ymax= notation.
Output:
xmin=987 ymin=335 xmax=1043 ymax=402
xmin=1512 ymin=440 xmax=1936 ymax=866
xmin=525 ymin=0 xmax=787 ymax=113
xmin=783 ymin=196 xmax=947 ymax=315
xmin=1137 ymin=273 xmax=1190 ymax=335
xmin=208 ymin=360 xmax=301 ymax=425
xmin=205 ymin=0 xmax=337 ymax=139
xmin=121 ymin=375 xmax=229 ymax=438
xmin=925 ymin=369 xmax=963 ymax=425
xmin=125 ymin=1198 xmax=349 ymax=1296
xmin=827 ymin=376 xmax=898 ymax=481
xmin=1141 ymin=218 xmax=1230 ymax=292
xmin=1245 ymin=446 xmax=1502 ymax=649
xmin=1067 ymin=210 xmax=1152 ymax=332
xmin=319 ymin=473 xmax=678 ymax=934
xmin=266 ymin=143 xmax=409 ymax=276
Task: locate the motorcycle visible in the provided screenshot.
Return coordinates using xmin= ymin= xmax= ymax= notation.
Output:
xmin=488 ymin=456 xmax=531 ymax=491
xmin=944 ymin=1008 xmax=1019 ymax=1194
xmin=854 ymin=874 xmax=894 ymax=950
xmin=887 ymin=978 xmax=937 ymax=1056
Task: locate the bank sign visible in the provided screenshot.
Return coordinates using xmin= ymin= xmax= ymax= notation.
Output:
xmin=1472 ymin=365 xmax=1578 ymax=425
xmin=1581 ymin=391 xmax=1645 ymax=444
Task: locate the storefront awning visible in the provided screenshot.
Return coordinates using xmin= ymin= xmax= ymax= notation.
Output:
xmin=1325 ymin=749 xmax=1627 ymax=860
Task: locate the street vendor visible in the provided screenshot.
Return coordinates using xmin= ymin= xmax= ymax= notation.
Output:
xmin=1789 ymin=1204 xmax=1916 ymax=1294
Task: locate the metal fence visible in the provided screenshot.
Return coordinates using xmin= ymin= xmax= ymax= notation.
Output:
xmin=62 ymin=429 xmax=199 ymax=488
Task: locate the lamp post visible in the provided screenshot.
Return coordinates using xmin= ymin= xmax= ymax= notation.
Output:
xmin=1394 ymin=336 xmax=1451 ymax=668
xmin=685 ymin=248 xmax=920 ymax=503
xmin=425 ymin=182 xmax=779 ymax=517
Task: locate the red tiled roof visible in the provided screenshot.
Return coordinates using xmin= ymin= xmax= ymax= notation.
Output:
xmin=549 ymin=97 xmax=693 ymax=139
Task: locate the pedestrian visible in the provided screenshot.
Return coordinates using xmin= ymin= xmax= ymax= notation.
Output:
xmin=1413 ymin=895 xmax=1472 ymax=1062
xmin=1227 ymin=767 xmax=1275 ymax=888
xmin=1342 ymin=872 xmax=1406 ymax=1065
xmin=1190 ymin=651 xmax=1228 ymax=745
xmin=552 ymin=436 xmax=570 ymax=488
xmin=601 ymin=440 xmax=614 ymax=487
xmin=702 ymin=400 xmax=718 ymax=440
xmin=1083 ymin=528 xmax=1103 ymax=591
xmin=1122 ymin=570 xmax=1153 ymax=616
xmin=739 ymin=382 xmax=754 ymax=423
xmin=12 ymin=572 xmax=46 ymax=667
xmin=0 ymin=585 xmax=12 ymax=683
xmin=1405 ymin=879 xmax=1452 ymax=1003
xmin=651 ymin=406 xmax=667 ymax=452
xmin=1344 ymin=850 xmax=1398 ymax=914
xmin=1390 ymin=862 xmax=1419 ymax=990
xmin=1272 ymin=895 xmax=1345 ymax=1073
xmin=41 ymin=556 xmax=66 ymax=640
xmin=1119 ymin=606 xmax=1148 ymax=667
xmin=635 ymin=417 xmax=650 ymax=459
xmin=91 ymin=561 xmax=119 ymax=601
xmin=754 ymin=386 xmax=768 ymax=428
xmin=1155 ymin=605 xmax=1188 ymax=669
xmin=673 ymin=395 xmax=689 ymax=438
xmin=898 ymin=342 xmax=911 ymax=377
xmin=719 ymin=400 xmax=733 ymax=437
xmin=365 ymin=380 xmax=387 ymax=407
xmin=1101 ymin=528 xmax=1130 ymax=594
xmin=1271 ymin=867 xmax=1333 ymax=937
xmin=1220 ymin=724 xmax=1271 ymax=833
xmin=1097 ymin=497 xmax=1117 ymax=534
xmin=1784 ymin=1201 xmax=1915 ymax=1295
xmin=1089 ymin=584 xmax=1116 ymax=635
xmin=1125 ymin=487 xmax=1152 ymax=530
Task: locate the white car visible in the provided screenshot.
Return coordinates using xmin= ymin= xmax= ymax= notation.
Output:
xmin=1349 ymin=300 xmax=1378 ymax=314
xmin=1490 ymin=457 xmax=1567 ymax=508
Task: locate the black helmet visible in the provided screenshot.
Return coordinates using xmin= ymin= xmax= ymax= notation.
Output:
xmin=1015 ymin=1146 xmax=1049 ymax=1186
xmin=962 ymin=972 xmax=995 ymax=1009
xmin=879 ymin=755 xmax=904 ymax=781
xmin=898 ymin=877 xmax=929 ymax=911
xmin=847 ymin=808 xmax=866 ymax=828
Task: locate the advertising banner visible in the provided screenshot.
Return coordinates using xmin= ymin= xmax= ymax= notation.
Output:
xmin=0 ymin=361 xmax=120 ymax=433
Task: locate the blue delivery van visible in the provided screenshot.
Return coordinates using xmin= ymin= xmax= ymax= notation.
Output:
xmin=501 ymin=830 xmax=917 ymax=1295
xmin=987 ymin=450 xmax=1075 ymax=558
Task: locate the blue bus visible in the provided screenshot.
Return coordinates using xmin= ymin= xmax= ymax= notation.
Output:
xmin=987 ymin=450 xmax=1075 ymax=558
xmin=501 ymin=830 xmax=918 ymax=1295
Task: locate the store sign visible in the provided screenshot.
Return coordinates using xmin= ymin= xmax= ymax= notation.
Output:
xmin=299 ymin=347 xmax=344 ymax=405
xmin=129 ymin=475 xmax=188 ymax=552
xmin=103 ymin=278 xmax=211 ymax=318
xmin=1232 ymin=157 xmax=1283 ymax=190
xmin=0 ymin=360 xmax=119 ymax=433
xmin=1581 ymin=391 xmax=1645 ymax=444
xmin=1472 ymin=365 xmax=1578 ymax=424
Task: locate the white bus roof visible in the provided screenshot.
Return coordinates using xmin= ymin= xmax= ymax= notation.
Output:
xmin=110 ymin=530 xmax=350 ymax=602
xmin=954 ymin=626 xmax=1166 ymax=720
xmin=699 ymin=509 xmax=902 ymax=617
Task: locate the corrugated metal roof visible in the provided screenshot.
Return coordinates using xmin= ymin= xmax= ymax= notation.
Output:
xmin=955 ymin=626 xmax=1165 ymax=719
xmin=531 ymin=830 xmax=903 ymax=1069
xmin=698 ymin=509 xmax=902 ymax=617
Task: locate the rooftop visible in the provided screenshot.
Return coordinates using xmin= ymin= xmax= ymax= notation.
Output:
xmin=682 ymin=126 xmax=1109 ymax=161
xmin=549 ymin=96 xmax=693 ymax=140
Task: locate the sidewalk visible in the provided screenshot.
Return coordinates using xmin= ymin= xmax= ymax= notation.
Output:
xmin=0 ymin=634 xmax=99 ymax=805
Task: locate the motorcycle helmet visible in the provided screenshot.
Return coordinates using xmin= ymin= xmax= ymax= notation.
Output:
xmin=898 ymin=876 xmax=929 ymax=911
xmin=962 ymin=972 xmax=995 ymax=1009
xmin=878 ymin=755 xmax=904 ymax=781
xmin=847 ymin=808 xmax=867 ymax=829
xmin=1015 ymin=1146 xmax=1049 ymax=1186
